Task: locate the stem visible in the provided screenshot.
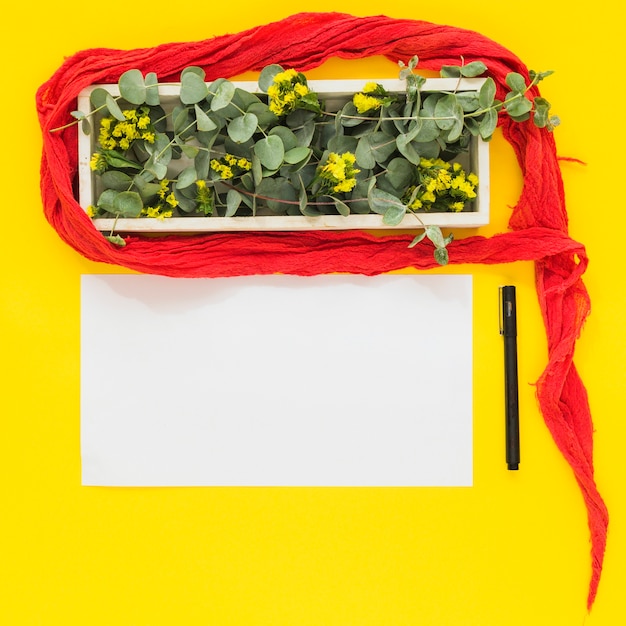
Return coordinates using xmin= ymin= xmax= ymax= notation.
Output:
xmin=109 ymin=214 xmax=120 ymax=236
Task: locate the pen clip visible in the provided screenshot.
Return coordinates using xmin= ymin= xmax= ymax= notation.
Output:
xmin=498 ymin=286 xmax=504 ymax=335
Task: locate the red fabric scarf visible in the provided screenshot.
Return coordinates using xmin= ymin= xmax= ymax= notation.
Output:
xmin=36 ymin=12 xmax=607 ymax=609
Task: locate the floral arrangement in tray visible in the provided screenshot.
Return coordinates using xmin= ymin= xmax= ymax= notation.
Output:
xmin=61 ymin=56 xmax=558 ymax=264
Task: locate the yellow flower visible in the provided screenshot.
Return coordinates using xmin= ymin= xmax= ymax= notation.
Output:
xmin=158 ymin=179 xmax=169 ymax=199
xmin=267 ymin=68 xmax=316 ymax=117
xmin=353 ymin=93 xmax=382 ymax=114
xmin=273 ymin=69 xmax=298 ymax=83
xmin=333 ymin=178 xmax=357 ymax=193
xmin=294 ymin=83 xmax=309 ymax=97
xmin=318 ymin=152 xmax=360 ymax=196
xmin=86 ymin=205 xmax=97 ymax=217
xmin=165 ymin=192 xmax=178 ymax=207
xmin=144 ymin=206 xmax=160 ymax=218
xmin=363 ymin=82 xmax=379 ymax=94
xmin=89 ymin=152 xmax=106 ymax=172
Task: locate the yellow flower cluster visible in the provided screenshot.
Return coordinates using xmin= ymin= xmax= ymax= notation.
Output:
xmin=210 ymin=154 xmax=252 ymax=180
xmin=141 ymin=179 xmax=177 ymax=219
xmin=97 ymin=107 xmax=155 ymax=152
xmin=404 ymin=158 xmax=478 ymax=212
xmin=352 ymin=82 xmax=387 ymax=114
xmin=319 ymin=152 xmax=360 ymax=194
xmin=267 ymin=69 xmax=311 ymax=117
xmin=195 ymin=179 xmax=214 ymax=216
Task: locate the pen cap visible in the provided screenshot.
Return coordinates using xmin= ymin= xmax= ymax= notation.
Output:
xmin=500 ymin=285 xmax=517 ymax=336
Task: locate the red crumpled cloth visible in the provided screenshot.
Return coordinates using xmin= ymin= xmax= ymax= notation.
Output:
xmin=36 ymin=12 xmax=607 ymax=609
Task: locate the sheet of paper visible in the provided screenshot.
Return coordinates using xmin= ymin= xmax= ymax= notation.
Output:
xmin=80 ymin=273 xmax=473 ymax=487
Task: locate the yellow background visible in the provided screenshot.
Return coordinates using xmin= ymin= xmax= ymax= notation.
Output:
xmin=1 ymin=3 xmax=623 ymax=624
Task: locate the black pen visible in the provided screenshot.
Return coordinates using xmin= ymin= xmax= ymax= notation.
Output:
xmin=499 ymin=286 xmax=520 ymax=470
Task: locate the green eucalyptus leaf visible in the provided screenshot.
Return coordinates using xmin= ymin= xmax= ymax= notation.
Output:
xmin=225 ymin=189 xmax=243 ymax=217
xmin=460 ymin=61 xmax=488 ymax=77
xmin=195 ymin=150 xmax=210 ymax=179
xmin=355 ymin=132 xmax=396 ymax=169
xmin=145 ymin=72 xmax=160 ymax=106
xmin=194 ymin=104 xmax=217 ymax=132
xmin=251 ymin=154 xmax=263 ymax=186
xmin=368 ymin=188 xmax=406 ymax=215
xmin=294 ymin=119 xmax=316 ymax=147
xmin=384 ymin=157 xmax=414 ymax=191
xmin=434 ymin=94 xmax=463 ymax=131
xmin=113 ymin=190 xmax=143 ymax=217
xmin=102 ymin=150 xmax=142 ymax=170
xmin=256 ymin=177 xmax=296 ymax=214
xmin=228 ymin=112 xmax=258 ymax=143
xmin=146 ymin=161 xmax=167 ymax=180
xmin=269 ymin=126 xmax=298 ymax=151
xmin=479 ymin=78 xmax=496 ymax=109
xmin=258 ymin=64 xmax=284 ymax=91
xmin=100 ymin=170 xmax=133 ymax=190
xmin=440 ymin=65 xmax=462 ymax=78
xmin=332 ymin=198 xmax=350 ymax=217
xmin=176 ymin=165 xmax=197 ymax=190
xmin=105 ymin=94 xmax=125 ymax=121
xmin=284 ymin=146 xmax=311 ymax=165
xmin=529 ymin=69 xmax=555 ymax=83
xmin=505 ymin=72 xmax=527 ymax=93
xmin=71 ymin=110 xmax=85 ymax=120
xmin=327 ymin=134 xmax=358 ymax=155
xmin=355 ymin=136 xmax=376 ymax=169
xmin=414 ymin=116 xmax=440 ymax=143
xmin=180 ymin=72 xmax=209 ymax=105
xmin=81 ymin=118 xmax=91 ymax=135
xmin=297 ymin=177 xmax=308 ymax=215
xmin=181 ymin=66 xmax=206 ymax=79
xmin=408 ymin=231 xmax=427 ymax=248
xmin=464 ymin=117 xmax=481 ymax=136
xmin=134 ymin=180 xmax=162 ymax=201
xmin=396 ymin=134 xmax=421 ymax=165
xmin=119 ymin=69 xmax=146 ymax=105
xmin=254 ymin=135 xmax=284 ymax=170
xmin=339 ymin=101 xmax=364 ymax=128
xmin=425 ymin=225 xmax=445 ymax=247
xmin=504 ymin=93 xmax=533 ymax=117
xmin=90 ymin=87 xmax=110 ymax=109
xmin=181 ymin=144 xmax=200 ymax=159
xmin=210 ymin=80 xmax=236 ymax=111
xmin=383 ymin=203 xmax=407 ymax=226
xmin=173 ymin=106 xmax=192 ymax=134
xmin=533 ymin=97 xmax=550 ymax=128
xmin=433 ymin=247 xmax=449 ymax=265
xmin=96 ymin=189 xmax=119 ymax=212
xmin=456 ymin=91 xmax=480 ymax=112
xmin=479 ymin=108 xmax=498 ymax=140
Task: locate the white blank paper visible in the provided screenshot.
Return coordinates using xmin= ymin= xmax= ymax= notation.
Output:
xmin=80 ymin=273 xmax=472 ymax=487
